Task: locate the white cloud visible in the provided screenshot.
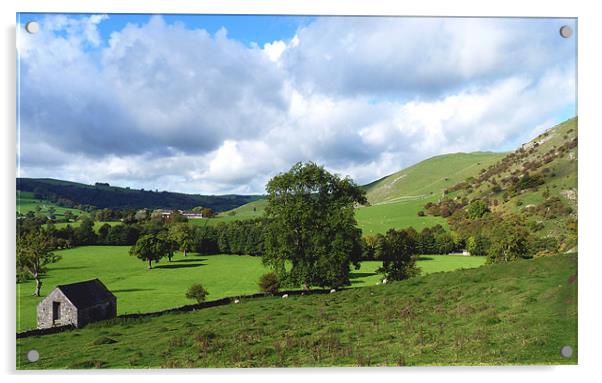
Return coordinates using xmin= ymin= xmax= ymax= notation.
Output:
xmin=17 ymin=15 xmax=577 ymax=195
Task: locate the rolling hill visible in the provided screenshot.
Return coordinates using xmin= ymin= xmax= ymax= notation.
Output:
xmin=17 ymin=254 xmax=577 ymax=368
xmin=16 ymin=178 xmax=262 ymax=212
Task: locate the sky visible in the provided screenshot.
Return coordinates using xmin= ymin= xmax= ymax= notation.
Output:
xmin=16 ymin=14 xmax=577 ymax=195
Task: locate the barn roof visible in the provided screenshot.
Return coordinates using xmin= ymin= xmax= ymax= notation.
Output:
xmin=56 ymin=279 xmax=115 ymax=309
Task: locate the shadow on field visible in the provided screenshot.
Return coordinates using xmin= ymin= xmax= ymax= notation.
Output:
xmin=350 ymin=272 xmax=377 ymax=279
xmin=51 ymin=266 xmax=87 ymax=271
xmin=112 ymin=288 xmax=155 ymax=293
xmin=172 ymin=258 xmax=207 ymax=263
xmin=155 ymin=263 xmax=205 ymax=270
xmin=418 ymin=256 xmax=434 ymax=261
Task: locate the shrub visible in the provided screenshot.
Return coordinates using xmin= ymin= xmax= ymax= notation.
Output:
xmin=186 ymin=283 xmax=209 ymax=303
xmin=258 ymin=272 xmax=280 ymax=295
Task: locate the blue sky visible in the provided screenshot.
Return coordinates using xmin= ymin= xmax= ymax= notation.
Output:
xmin=16 ymin=14 xmax=576 ymax=194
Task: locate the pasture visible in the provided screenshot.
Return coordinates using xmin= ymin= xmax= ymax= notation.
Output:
xmin=355 ymin=197 xmax=447 ymax=235
xmin=16 ymin=246 xmax=485 ymax=332
xmin=17 ymin=191 xmax=86 ymax=218
xmin=17 ymin=255 xmax=576 ymax=368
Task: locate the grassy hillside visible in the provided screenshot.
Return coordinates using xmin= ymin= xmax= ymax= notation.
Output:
xmin=364 ymin=152 xmax=507 ymax=205
xmin=17 ymin=178 xmax=261 ymax=212
xmin=16 ymin=246 xmax=485 ymax=332
xmin=436 ymin=117 xmax=578 ymax=243
xmin=17 ymin=254 xmax=576 ymax=368
xmin=17 ymin=191 xmax=87 ymax=218
xmin=192 ymin=199 xmax=267 ymax=226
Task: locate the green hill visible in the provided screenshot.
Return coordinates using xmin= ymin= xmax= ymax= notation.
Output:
xmin=356 ymin=152 xmax=506 ymax=234
xmin=17 ymin=254 xmax=577 ymax=368
xmin=433 ymin=117 xmax=578 ymax=244
xmin=363 ymin=152 xmax=507 ymax=204
xmin=16 ymin=178 xmax=262 ymax=212
xmin=17 ymin=191 xmax=87 ymax=218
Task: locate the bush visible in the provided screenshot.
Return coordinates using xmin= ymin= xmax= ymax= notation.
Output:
xmin=186 ymin=283 xmax=209 ymax=303
xmin=258 ymin=272 xmax=280 ymax=295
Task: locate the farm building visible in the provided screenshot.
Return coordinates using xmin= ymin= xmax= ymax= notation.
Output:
xmin=36 ymin=279 xmax=117 ymax=329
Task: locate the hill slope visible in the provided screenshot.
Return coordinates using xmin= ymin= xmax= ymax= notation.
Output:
xmin=363 ymin=152 xmax=507 ymax=205
xmin=17 ymin=254 xmax=577 ymax=368
xmin=16 ymin=178 xmax=262 ymax=212
xmin=429 ymin=117 xmax=578 ymax=244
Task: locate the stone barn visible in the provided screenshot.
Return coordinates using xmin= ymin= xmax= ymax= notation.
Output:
xmin=37 ymin=279 xmax=117 ymax=329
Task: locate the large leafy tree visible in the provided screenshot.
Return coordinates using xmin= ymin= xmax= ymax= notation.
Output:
xmin=378 ymin=228 xmax=420 ymax=281
xmin=263 ymin=162 xmax=367 ymax=289
xmin=17 ymin=230 xmax=61 ymax=296
xmin=129 ymin=234 xmax=170 ymax=269
xmin=168 ymin=223 xmax=196 ymax=257
xmin=486 ymin=216 xmax=531 ymax=263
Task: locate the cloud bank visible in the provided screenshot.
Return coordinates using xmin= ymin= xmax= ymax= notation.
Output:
xmin=17 ymin=15 xmax=576 ymax=194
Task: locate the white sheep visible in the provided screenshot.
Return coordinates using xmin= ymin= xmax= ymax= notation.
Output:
xmin=330 ymin=289 xmax=336 ymax=294
xmin=234 ymin=299 xmax=240 ymax=304
xmin=382 ymin=278 xmax=388 ymax=284
xmin=282 ymin=294 xmax=289 ymax=299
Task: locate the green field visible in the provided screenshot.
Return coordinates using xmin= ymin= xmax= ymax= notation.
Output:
xmin=17 ymin=255 xmax=576 ymax=368
xmin=356 ymin=196 xmax=447 ymax=235
xmin=17 ymin=191 xmax=86 ymax=218
xmin=16 ymin=246 xmax=485 ymax=332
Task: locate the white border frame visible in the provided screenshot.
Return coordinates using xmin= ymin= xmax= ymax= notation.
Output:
xmin=2 ymin=1 xmax=600 ymax=382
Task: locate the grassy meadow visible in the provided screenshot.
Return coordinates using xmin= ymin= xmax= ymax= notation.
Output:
xmin=17 ymin=191 xmax=86 ymax=218
xmin=17 ymin=254 xmax=576 ymax=368
xmin=17 ymin=246 xmax=485 ymax=332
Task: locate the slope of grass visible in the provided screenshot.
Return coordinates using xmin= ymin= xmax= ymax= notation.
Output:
xmin=449 ymin=117 xmax=578 ymax=241
xmin=17 ymin=191 xmax=86 ymax=218
xmin=364 ymin=152 xmax=506 ymax=205
xmin=16 ymin=246 xmax=485 ymax=332
xmin=17 ymin=254 xmax=576 ymax=368
xmin=355 ymin=196 xmax=447 ymax=235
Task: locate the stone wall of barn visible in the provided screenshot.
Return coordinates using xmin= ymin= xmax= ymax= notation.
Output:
xmin=36 ymin=290 xmax=78 ymax=329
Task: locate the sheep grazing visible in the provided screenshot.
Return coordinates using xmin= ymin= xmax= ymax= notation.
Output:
xmin=234 ymin=299 xmax=240 ymax=304
xmin=330 ymin=289 xmax=336 ymax=294
xmin=282 ymin=294 xmax=289 ymax=299
xmin=382 ymin=278 xmax=388 ymax=284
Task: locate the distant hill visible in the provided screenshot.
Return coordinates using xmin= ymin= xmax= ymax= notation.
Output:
xmin=16 ymin=178 xmax=262 ymax=212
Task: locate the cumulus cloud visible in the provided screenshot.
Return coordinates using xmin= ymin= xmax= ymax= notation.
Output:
xmin=17 ymin=15 xmax=576 ymax=194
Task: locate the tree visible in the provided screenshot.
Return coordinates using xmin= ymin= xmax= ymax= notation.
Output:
xmin=168 ymin=223 xmax=196 ymax=257
xmin=378 ymin=228 xmax=420 ymax=281
xmin=201 ymin=207 xmax=216 ymax=218
xmin=17 ymin=230 xmax=61 ymax=296
xmin=129 ymin=234 xmax=170 ymax=269
xmin=74 ymin=217 xmax=97 ymax=245
xmin=486 ymin=216 xmax=531 ymax=263
xmin=466 ymin=234 xmax=490 ymax=256
xmin=258 ymin=272 xmax=281 ymax=295
xmin=263 ymin=162 xmax=367 ymax=289
xmin=186 ymin=283 xmax=209 ymax=303
xmin=467 ymin=200 xmax=490 ymax=219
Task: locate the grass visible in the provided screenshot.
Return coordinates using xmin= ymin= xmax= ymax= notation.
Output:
xmin=363 ymin=152 xmax=507 ymax=204
xmin=17 ymin=191 xmax=87 ymax=218
xmin=16 ymin=254 xmax=576 ymax=368
xmin=16 ymin=246 xmax=485 ymax=332
xmin=355 ymin=196 xmax=447 ymax=235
